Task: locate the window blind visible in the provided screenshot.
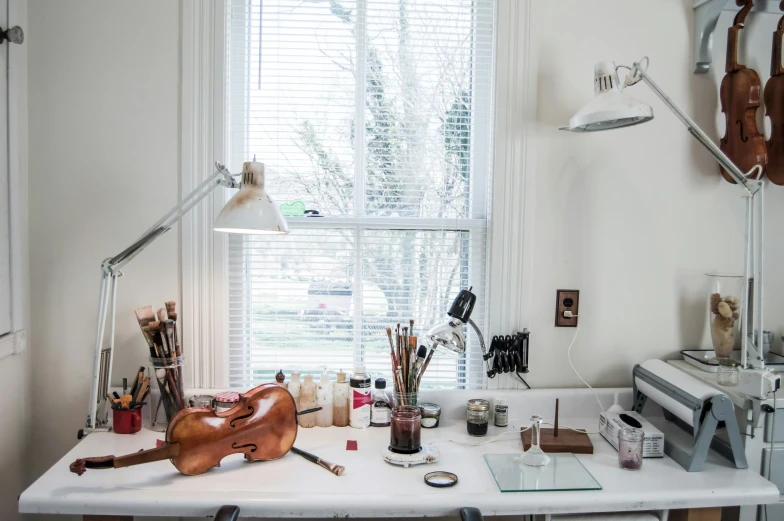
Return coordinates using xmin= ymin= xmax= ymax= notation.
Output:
xmin=225 ymin=0 xmax=495 ymax=389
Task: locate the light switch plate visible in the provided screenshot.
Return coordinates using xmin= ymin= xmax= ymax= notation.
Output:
xmin=555 ymin=290 xmax=579 ymax=327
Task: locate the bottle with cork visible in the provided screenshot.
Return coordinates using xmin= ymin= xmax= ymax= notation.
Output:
xmin=298 ymin=374 xmax=317 ymax=428
xmin=316 ymin=369 xmax=333 ymax=427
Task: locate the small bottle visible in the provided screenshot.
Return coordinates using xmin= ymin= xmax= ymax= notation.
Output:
xmin=289 ymin=372 xmax=301 ymax=411
xmin=317 ymin=370 xmax=334 ymax=427
xmin=275 ymin=369 xmax=286 ymax=388
xmin=494 ymin=398 xmax=508 ymax=427
xmin=370 ymin=378 xmax=391 ymax=427
xmin=349 ymin=364 xmax=371 ymax=429
xmin=333 ymin=370 xmax=350 ymax=427
xmin=298 ymin=374 xmax=317 ymax=428
xmin=618 ymin=427 xmax=644 ymax=470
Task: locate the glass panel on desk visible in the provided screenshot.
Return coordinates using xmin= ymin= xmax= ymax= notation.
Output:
xmin=483 ymin=453 xmax=602 ymax=493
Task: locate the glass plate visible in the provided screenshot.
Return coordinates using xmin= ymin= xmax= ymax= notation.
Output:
xmin=483 ymin=453 xmax=602 ymax=492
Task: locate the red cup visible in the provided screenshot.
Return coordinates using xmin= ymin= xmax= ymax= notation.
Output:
xmin=113 ymin=408 xmax=142 ymax=434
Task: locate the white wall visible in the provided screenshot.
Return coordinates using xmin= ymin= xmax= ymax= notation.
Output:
xmin=21 ymin=0 xmax=784 ymax=517
xmin=520 ymin=0 xmax=784 ymax=388
xmin=27 ymin=0 xmax=180 ymax=500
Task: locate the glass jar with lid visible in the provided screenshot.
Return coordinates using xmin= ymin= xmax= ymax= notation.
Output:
xmin=618 ymin=427 xmax=643 ymax=470
xmin=419 ymin=403 xmax=441 ymax=428
xmin=466 ymin=399 xmax=490 ymax=436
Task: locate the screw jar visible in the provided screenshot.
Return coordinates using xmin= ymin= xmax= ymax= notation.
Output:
xmin=618 ymin=427 xmax=644 ymax=470
xmin=466 ymin=399 xmax=490 ymax=436
xmin=717 ymin=358 xmax=739 ymax=386
xmin=389 ymin=406 xmax=422 ymax=454
xmin=419 ymin=403 xmax=441 ymax=428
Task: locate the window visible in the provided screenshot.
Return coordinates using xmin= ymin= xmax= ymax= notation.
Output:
xmin=224 ymin=0 xmax=494 ymax=389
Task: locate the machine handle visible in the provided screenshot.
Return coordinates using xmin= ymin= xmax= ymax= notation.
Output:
xmin=0 ymin=26 xmax=24 ymax=45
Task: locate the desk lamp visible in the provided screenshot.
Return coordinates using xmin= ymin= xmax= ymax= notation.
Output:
xmin=83 ymin=160 xmax=288 ymax=436
xmin=561 ymin=58 xmax=778 ymax=398
xmin=427 ymin=287 xmax=494 ymax=377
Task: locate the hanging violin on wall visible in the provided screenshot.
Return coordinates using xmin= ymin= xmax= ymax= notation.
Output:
xmin=719 ymin=0 xmax=767 ymax=183
xmin=70 ymin=383 xmax=311 ymax=476
xmin=765 ymin=2 xmax=784 ymax=185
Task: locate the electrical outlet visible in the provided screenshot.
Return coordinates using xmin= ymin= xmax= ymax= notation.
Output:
xmin=555 ymin=290 xmax=579 ymax=327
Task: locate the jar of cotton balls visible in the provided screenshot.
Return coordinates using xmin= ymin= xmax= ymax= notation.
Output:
xmin=618 ymin=428 xmax=643 ymax=471
xmin=707 ymin=274 xmax=743 ymax=359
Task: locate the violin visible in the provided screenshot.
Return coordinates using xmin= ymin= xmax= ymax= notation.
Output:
xmin=70 ymin=383 xmax=303 ymax=476
xmin=765 ymin=3 xmax=784 ymax=185
xmin=719 ymin=0 xmax=767 ymax=184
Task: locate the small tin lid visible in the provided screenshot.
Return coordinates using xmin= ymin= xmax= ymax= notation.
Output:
xmin=419 ymin=402 xmax=441 ymax=415
xmin=466 ymin=398 xmax=490 ymax=411
xmin=718 ymin=358 xmax=739 ymax=368
xmin=215 ymin=391 xmax=240 ymax=403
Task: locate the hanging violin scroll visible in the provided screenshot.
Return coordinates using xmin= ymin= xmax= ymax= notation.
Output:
xmin=719 ymin=0 xmax=768 ymax=184
xmin=765 ymin=2 xmax=784 ymax=185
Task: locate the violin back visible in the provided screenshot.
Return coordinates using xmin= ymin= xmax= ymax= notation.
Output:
xmin=166 ymin=383 xmax=298 ymax=475
xmin=719 ymin=2 xmax=767 ymax=183
xmin=766 ymin=10 xmax=784 ymax=185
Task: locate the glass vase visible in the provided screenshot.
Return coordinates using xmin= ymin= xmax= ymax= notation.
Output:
xmin=707 ymin=274 xmax=743 ymax=359
xmin=149 ymin=356 xmax=185 ymax=431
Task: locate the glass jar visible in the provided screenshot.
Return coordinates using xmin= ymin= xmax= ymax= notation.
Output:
xmin=394 ymin=391 xmax=418 ymax=407
xmin=389 ymin=406 xmax=422 ymax=454
xmin=717 ymin=358 xmax=740 ymax=386
xmin=419 ymin=403 xmax=441 ymax=428
xmin=466 ymin=399 xmax=490 ymax=437
xmin=618 ymin=427 xmax=644 ymax=470
xmin=707 ymin=274 xmax=743 ymax=359
xmin=149 ymin=356 xmax=185 ymax=431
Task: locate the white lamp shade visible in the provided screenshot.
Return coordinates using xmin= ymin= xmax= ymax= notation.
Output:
xmin=214 ymin=161 xmax=289 ymax=234
xmin=561 ymin=61 xmax=654 ymax=132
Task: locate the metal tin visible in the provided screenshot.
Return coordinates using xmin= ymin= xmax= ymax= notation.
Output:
xmin=466 ymin=398 xmax=490 ymax=411
xmin=189 ymin=394 xmax=215 ymax=409
xmin=419 ymin=402 xmax=441 ymax=428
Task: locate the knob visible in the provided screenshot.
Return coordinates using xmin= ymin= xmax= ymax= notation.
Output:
xmin=1 ymin=26 xmax=24 ymax=45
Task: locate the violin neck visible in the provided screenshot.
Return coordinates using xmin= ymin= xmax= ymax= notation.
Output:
xmin=773 ymin=23 xmax=784 ymax=77
xmin=114 ymin=443 xmax=181 ymax=469
xmin=726 ymin=25 xmax=745 ymax=73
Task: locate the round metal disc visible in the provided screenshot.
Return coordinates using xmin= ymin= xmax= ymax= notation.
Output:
xmin=424 ymin=471 xmax=458 ymax=488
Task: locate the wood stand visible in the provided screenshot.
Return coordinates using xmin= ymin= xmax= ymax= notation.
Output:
xmin=520 ymin=398 xmax=594 ymax=454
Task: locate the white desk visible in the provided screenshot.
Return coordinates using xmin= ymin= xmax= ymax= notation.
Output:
xmin=19 ymin=392 xmax=779 ymax=520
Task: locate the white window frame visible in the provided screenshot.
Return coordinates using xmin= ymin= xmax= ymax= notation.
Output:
xmin=181 ymin=0 xmax=535 ymax=390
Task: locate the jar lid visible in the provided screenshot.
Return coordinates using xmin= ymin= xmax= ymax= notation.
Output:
xmin=495 ymin=398 xmax=506 ymax=406
xmin=337 ymin=371 xmax=346 ymax=383
xmin=375 ymin=378 xmax=386 ymax=389
xmin=215 ymin=391 xmax=240 ymax=403
xmin=189 ymin=394 xmax=214 ymax=407
xmin=718 ymin=358 xmax=738 ymax=368
xmin=466 ymin=398 xmax=490 ymax=411
xmin=419 ymin=402 xmax=441 ymax=415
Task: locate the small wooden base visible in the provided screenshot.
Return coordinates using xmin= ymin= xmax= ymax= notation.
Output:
xmin=521 ymin=427 xmax=593 ymax=454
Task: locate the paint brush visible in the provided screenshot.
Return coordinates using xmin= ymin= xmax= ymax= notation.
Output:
xmin=416 ymin=348 xmax=435 ymax=390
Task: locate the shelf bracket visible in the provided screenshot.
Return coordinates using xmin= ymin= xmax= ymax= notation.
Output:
xmin=693 ymin=0 xmax=780 ymax=74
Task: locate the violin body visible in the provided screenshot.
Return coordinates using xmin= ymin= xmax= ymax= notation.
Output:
xmin=70 ymin=383 xmax=298 ymax=476
xmin=719 ymin=1 xmax=767 ymax=184
xmin=765 ymin=9 xmax=784 ymax=185
xmin=167 ymin=383 xmax=298 ymax=475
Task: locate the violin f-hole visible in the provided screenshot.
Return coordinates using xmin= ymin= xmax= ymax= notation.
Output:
xmin=231 ymin=442 xmax=257 ymax=453
xmin=736 ymin=120 xmax=749 ymax=142
xmin=229 ymin=406 xmax=255 ymax=428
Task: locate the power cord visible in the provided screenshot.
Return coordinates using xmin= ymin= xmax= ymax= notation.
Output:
xmin=565 ymin=320 xmax=608 ymax=434
xmin=765 ymin=391 xmax=776 ymax=521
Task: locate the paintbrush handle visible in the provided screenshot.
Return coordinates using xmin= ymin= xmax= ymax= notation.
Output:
xmin=290 ymin=447 xmax=344 ymax=476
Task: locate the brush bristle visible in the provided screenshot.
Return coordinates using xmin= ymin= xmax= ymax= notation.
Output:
xmin=157 ymin=308 xmax=168 ymax=323
xmin=134 ymin=305 xmax=155 ymax=324
xmin=148 ymin=321 xmax=161 ymax=331
xmin=417 ymin=345 xmax=427 ymax=358
xmin=165 ymin=301 xmax=176 ymax=312
xmin=169 ymin=312 xmax=177 ymax=321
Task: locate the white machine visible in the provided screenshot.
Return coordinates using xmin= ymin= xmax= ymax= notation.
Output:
xmin=632 ymin=359 xmax=748 ymax=472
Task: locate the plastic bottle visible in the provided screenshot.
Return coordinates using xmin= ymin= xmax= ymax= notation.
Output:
xmin=317 ymin=370 xmax=334 ymax=427
xmin=288 ymin=371 xmax=301 ymax=412
xmin=333 ymin=370 xmax=350 ymax=427
xmin=370 ymin=378 xmax=391 ymax=427
xmin=607 ymin=391 xmax=625 ymax=414
xmin=298 ymin=374 xmax=317 ymax=428
xmin=349 ymin=364 xmax=371 ymax=429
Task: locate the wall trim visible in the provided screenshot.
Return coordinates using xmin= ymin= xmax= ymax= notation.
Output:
xmin=6 ymin=0 xmax=28 ymax=358
xmin=181 ymin=0 xmax=227 ymax=388
xmin=486 ymin=0 xmax=536 ymax=390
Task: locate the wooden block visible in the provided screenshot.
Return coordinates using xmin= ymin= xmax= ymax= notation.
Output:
xmin=521 ymin=427 xmax=593 ymax=454
xmin=668 ymin=507 xmax=721 ymax=521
